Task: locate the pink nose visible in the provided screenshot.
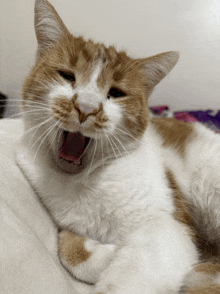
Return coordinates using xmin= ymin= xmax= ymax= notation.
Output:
xmin=74 ymin=102 xmax=100 ymax=123
xmin=77 ymin=102 xmax=97 ymax=115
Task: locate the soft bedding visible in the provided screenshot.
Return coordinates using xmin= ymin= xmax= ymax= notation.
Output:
xmin=0 ymin=119 xmax=93 ymax=294
xmin=1 ymin=108 xmax=219 ymax=293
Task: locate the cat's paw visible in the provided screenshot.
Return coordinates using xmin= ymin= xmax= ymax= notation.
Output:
xmin=58 ymin=230 xmax=116 ymax=284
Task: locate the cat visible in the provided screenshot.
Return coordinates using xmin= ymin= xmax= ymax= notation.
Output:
xmin=16 ymin=0 xmax=220 ymax=293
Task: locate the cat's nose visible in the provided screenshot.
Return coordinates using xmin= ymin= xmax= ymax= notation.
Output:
xmin=74 ymin=100 xmax=100 ymax=124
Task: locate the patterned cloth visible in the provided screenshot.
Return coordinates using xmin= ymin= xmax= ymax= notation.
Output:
xmin=150 ymin=106 xmax=220 ymax=133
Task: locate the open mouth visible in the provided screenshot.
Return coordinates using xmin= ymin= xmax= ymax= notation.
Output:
xmin=59 ymin=131 xmax=90 ymax=166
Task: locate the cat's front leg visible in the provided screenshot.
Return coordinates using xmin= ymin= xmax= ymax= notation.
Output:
xmin=58 ymin=230 xmax=116 ymax=284
xmin=94 ymin=214 xmax=199 ymax=294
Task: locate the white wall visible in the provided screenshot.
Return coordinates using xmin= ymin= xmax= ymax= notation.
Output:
xmin=1 ymin=0 xmax=220 ymax=116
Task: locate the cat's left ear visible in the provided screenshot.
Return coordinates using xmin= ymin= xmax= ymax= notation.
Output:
xmin=138 ymin=51 xmax=179 ymax=89
xmin=35 ymin=0 xmax=70 ymax=58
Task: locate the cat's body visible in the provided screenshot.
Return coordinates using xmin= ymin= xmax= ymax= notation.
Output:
xmin=17 ymin=118 xmax=182 ymax=244
xmin=16 ymin=0 xmax=220 ymax=293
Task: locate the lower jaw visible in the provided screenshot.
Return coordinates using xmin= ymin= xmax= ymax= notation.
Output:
xmin=60 ymin=156 xmax=82 ymax=166
xmin=56 ymin=157 xmax=85 ymax=174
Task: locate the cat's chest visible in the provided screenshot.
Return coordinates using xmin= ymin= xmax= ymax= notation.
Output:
xmin=44 ymin=169 xmax=151 ymax=243
xmin=40 ymin=154 xmax=172 ymax=243
xmin=17 ymin=127 xmax=174 ymax=243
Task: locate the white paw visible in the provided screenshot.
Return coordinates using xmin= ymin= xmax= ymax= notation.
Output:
xmin=58 ymin=230 xmax=115 ymax=284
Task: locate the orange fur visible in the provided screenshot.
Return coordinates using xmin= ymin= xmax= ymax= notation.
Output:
xmin=24 ymin=3 xmax=179 ymax=141
xmin=23 ymin=1 xmax=211 ymax=292
xmin=59 ymin=231 xmax=91 ymax=267
xmin=166 ymin=169 xmax=195 ymax=241
xmin=185 ymin=284 xmax=220 ymax=294
xmin=195 ymin=262 xmax=220 ymax=275
xmin=151 ymin=117 xmax=196 ymax=157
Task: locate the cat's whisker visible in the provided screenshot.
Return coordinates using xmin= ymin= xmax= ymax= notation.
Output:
xmin=24 ymin=108 xmax=49 ymax=113
xmin=104 ymin=131 xmax=113 ymax=158
xmin=116 ymin=129 xmax=138 ymax=147
xmin=47 ymin=120 xmax=63 ymax=157
xmin=23 ymin=101 xmax=49 ymax=108
xmin=104 ymin=130 xmax=118 ymax=160
xmin=31 ymin=114 xmax=53 ymax=126
xmin=27 ymin=119 xmax=51 ymax=149
xmin=103 ymin=130 xmax=111 ymax=157
xmin=0 ymin=102 xmax=19 ymax=107
xmin=112 ymin=132 xmax=130 ymax=156
xmin=22 ymin=116 xmax=54 ymax=139
xmin=33 ymin=120 xmax=60 ymax=162
xmin=78 ymin=135 xmax=92 ymax=161
xmin=109 ymin=131 xmax=128 ymax=157
xmin=2 ymin=101 xmax=50 ymax=114
xmin=6 ymin=108 xmax=49 ymax=119
xmin=26 ymin=117 xmax=54 ymax=149
xmin=23 ymin=106 xmax=50 ymax=113
xmin=1 ymin=98 xmax=48 ymax=107
xmin=115 ymin=126 xmax=142 ymax=144
xmin=100 ymin=131 xmax=104 ymax=167
xmin=109 ymin=134 xmax=123 ymax=157
xmin=7 ymin=104 xmax=48 ymax=111
xmin=49 ymin=128 xmax=58 ymax=151
xmin=57 ymin=124 xmax=64 ymax=147
xmin=31 ymin=123 xmax=54 ymax=152
xmin=86 ymin=134 xmax=97 ymax=182
xmin=1 ymin=95 xmax=48 ymax=106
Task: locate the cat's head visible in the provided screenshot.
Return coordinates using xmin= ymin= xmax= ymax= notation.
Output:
xmin=22 ymin=0 xmax=179 ymax=174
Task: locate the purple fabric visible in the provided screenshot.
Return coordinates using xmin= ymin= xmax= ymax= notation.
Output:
xmin=187 ymin=110 xmax=220 ymax=130
xmin=150 ymin=106 xmax=220 ymax=132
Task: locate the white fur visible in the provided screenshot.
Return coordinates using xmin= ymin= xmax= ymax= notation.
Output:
xmin=49 ymin=82 xmax=74 ymax=101
xmin=59 ymin=232 xmax=116 ymax=284
xmin=77 ymin=63 xmax=103 ymax=114
xmin=19 ymin=1 xmax=214 ymax=292
xmin=162 ymin=123 xmax=220 ymax=244
xmin=16 ymin=120 xmax=200 ymax=293
xmin=48 ymin=63 xmax=123 ymax=138
xmin=19 ymin=67 xmax=220 ymax=292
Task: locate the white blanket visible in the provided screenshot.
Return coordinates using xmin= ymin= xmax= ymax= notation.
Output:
xmin=0 ymin=119 xmax=94 ymax=294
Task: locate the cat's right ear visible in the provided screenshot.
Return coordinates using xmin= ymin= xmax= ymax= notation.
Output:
xmin=35 ymin=0 xmax=70 ymax=58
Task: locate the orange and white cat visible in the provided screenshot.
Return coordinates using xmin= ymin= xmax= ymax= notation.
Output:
xmin=16 ymin=0 xmax=220 ymax=293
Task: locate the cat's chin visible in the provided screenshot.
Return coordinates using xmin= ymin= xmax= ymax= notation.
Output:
xmin=55 ymin=157 xmax=86 ymax=174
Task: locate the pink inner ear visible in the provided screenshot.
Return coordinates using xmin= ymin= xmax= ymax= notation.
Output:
xmin=59 ymin=132 xmax=86 ymax=164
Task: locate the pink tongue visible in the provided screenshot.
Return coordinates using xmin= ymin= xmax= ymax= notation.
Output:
xmin=59 ymin=132 xmax=86 ymax=164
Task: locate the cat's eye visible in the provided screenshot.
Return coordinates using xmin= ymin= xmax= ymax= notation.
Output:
xmin=107 ymin=87 xmax=126 ymax=99
xmin=58 ymin=71 xmax=75 ymax=82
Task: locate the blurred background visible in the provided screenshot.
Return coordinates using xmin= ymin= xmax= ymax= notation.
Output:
xmin=0 ymin=0 xmax=220 ymax=117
